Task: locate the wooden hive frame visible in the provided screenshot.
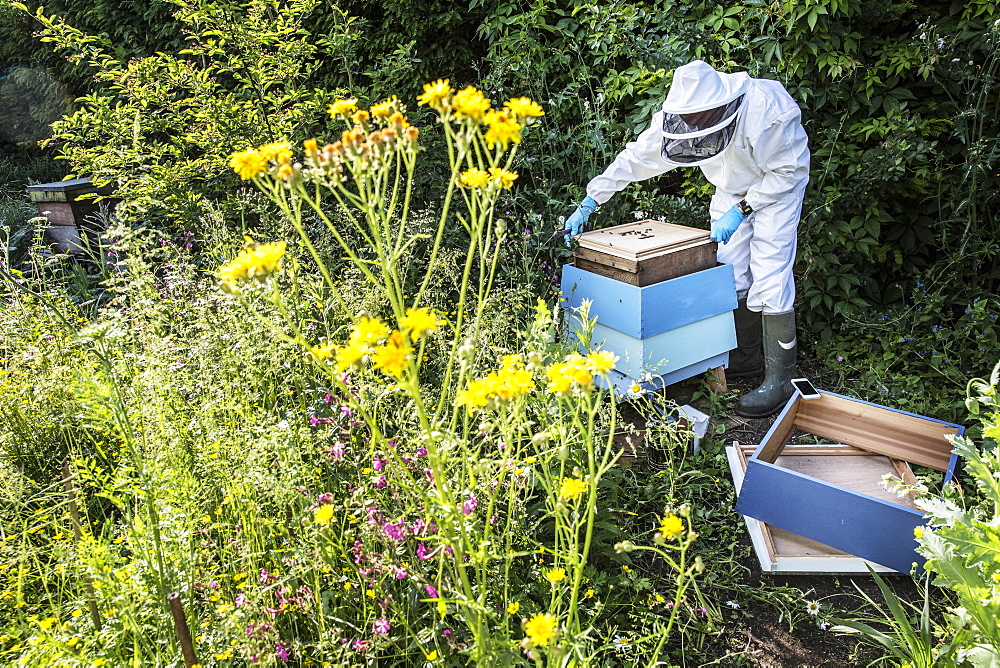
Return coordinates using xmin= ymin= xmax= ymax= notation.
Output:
xmin=735 ymin=390 xmax=963 ymax=573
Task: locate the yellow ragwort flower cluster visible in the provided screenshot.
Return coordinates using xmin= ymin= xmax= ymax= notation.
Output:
xmin=417 ymin=79 xmax=544 ymax=152
xmin=230 ymin=140 xmax=295 ymax=182
xmin=217 ymin=240 xmax=287 ymax=294
xmin=455 ymin=354 xmax=535 ymax=411
xmin=306 ymin=97 xmax=418 ymax=183
xmin=545 ymin=350 xmax=618 ymax=395
xmin=459 ymin=167 xmax=519 ymax=191
xmin=310 ymin=309 xmax=442 ymax=379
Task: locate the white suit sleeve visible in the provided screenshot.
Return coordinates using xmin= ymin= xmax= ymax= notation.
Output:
xmin=585 ymin=111 xmax=675 ymax=205
xmin=743 ymin=108 xmax=810 ymax=212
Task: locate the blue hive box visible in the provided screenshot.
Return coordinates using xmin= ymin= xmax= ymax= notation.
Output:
xmin=735 ymin=389 xmax=963 ymax=573
xmin=560 ymin=257 xmax=737 ymax=391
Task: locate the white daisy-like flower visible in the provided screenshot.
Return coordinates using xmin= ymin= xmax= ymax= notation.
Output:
xmin=805 ymin=600 xmax=821 ymax=615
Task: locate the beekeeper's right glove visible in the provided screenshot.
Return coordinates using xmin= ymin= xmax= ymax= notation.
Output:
xmin=710 ymin=204 xmax=746 ymax=244
xmin=565 ymin=196 xmax=598 ymax=240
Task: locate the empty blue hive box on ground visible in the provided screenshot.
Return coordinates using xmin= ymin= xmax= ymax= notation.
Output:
xmin=734 ymin=390 xmax=963 ymax=574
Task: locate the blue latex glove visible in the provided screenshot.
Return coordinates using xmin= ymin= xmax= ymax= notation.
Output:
xmin=710 ymin=204 xmax=747 ymax=244
xmin=565 ymin=196 xmax=598 ymax=238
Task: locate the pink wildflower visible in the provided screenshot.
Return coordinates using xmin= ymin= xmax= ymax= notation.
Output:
xmin=374 ymin=618 xmax=391 ymax=634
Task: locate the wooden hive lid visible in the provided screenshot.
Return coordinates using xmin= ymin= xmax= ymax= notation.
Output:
xmin=577 ymin=220 xmax=711 ymax=260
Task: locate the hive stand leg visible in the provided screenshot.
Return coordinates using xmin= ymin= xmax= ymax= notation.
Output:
xmin=708 ymin=366 xmax=728 ymax=394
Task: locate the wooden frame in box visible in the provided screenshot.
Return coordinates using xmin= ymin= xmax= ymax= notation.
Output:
xmin=735 ymin=390 xmax=963 ymax=573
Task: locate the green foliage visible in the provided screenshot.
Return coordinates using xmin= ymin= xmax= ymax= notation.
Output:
xmin=830 ymin=568 xmax=943 ymax=668
xmin=905 ymin=363 xmax=1000 ymax=663
xmin=21 ymin=0 xmax=338 ymax=231
xmin=687 ymin=0 xmax=1000 ymax=337
xmin=475 ymin=0 xmax=710 ymax=228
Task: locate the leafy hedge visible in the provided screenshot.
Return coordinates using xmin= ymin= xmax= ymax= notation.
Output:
xmin=5 ymin=0 xmax=999 ymax=416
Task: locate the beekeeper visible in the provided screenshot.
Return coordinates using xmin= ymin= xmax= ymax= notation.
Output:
xmin=565 ymin=60 xmax=810 ymax=417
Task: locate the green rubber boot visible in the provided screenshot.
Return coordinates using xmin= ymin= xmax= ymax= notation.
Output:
xmin=735 ymin=310 xmax=796 ymax=418
xmin=726 ymin=299 xmax=764 ymax=379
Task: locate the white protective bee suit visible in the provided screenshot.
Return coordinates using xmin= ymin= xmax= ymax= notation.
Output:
xmin=585 ymin=60 xmax=810 ymax=315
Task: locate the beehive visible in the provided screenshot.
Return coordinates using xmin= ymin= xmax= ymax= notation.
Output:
xmin=27 ymin=178 xmax=112 ymax=254
xmin=573 ymin=220 xmax=717 ymax=286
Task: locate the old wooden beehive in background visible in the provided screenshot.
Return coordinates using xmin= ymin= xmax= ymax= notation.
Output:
xmin=27 ymin=178 xmax=113 ymax=254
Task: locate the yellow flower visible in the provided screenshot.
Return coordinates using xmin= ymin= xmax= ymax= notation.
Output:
xmin=504 ymin=97 xmax=545 ymax=120
xmin=586 ymin=350 xmax=618 ymax=375
xmin=351 ymin=109 xmax=370 ymax=125
xmin=335 ymin=343 xmax=367 ymax=371
xmin=417 ymin=79 xmax=453 ymax=110
xmin=545 ymin=567 xmax=566 ymax=583
xmin=585 ymin=588 xmax=595 ymax=598
xmin=507 ymin=601 xmax=520 ymax=615
xmin=258 ymin=140 xmax=293 ymax=165
xmin=425 ymin=650 xmax=438 ymax=661
xmin=459 ymin=168 xmax=490 ymax=189
xmin=230 ymin=148 xmax=268 ymax=180
xmin=309 ymin=341 xmax=337 ymax=361
xmin=388 ymin=111 xmax=412 ymax=132
xmin=558 ymin=477 xmax=588 ymax=501
xmin=399 ymin=308 xmax=443 ymax=339
xmin=217 ymin=240 xmax=286 ymax=292
xmin=329 ymin=98 xmax=359 ymax=118
xmin=314 ymin=504 xmax=334 ymax=526
xmin=372 ymin=330 xmax=411 ymax=379
xmin=913 ymin=527 xmax=925 ymax=539
xmin=524 ymin=613 xmax=558 ymax=647
xmin=303 ymin=138 xmax=319 ymax=158
xmin=350 ymin=316 xmax=390 ymax=346
xmin=38 ymin=617 xmax=57 ymax=629
xmin=484 ymin=109 xmax=522 ymax=150
xmin=370 ymin=95 xmax=399 ymax=118
xmin=545 ymin=353 xmax=593 ymax=394
xmin=452 ymin=86 xmax=491 ymax=122
xmin=456 ymin=357 xmax=535 ymax=411
xmin=488 ymin=167 xmax=518 ymax=189
xmin=659 ymin=514 xmax=684 ymax=540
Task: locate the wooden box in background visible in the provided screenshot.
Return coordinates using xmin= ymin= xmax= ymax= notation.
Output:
xmin=27 ymin=178 xmax=113 ymax=254
xmin=574 ymin=220 xmax=716 ymax=287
